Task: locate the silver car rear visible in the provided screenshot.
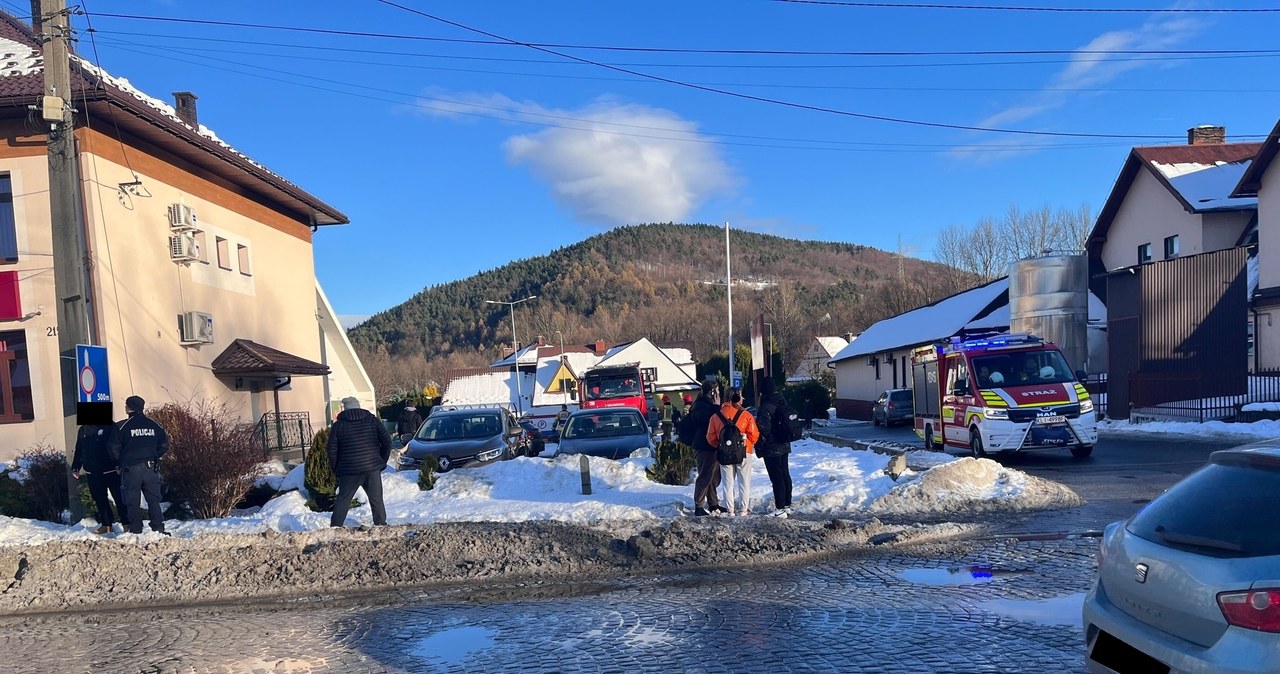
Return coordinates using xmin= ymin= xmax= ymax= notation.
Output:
xmin=1082 ymin=446 xmax=1280 ymax=674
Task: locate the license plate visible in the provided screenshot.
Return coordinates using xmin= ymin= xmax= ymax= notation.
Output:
xmin=1036 ymin=415 xmax=1066 ymax=424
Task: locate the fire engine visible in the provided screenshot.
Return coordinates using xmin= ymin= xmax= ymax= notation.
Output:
xmin=578 ymin=362 xmax=655 ymax=417
xmin=911 ymin=333 xmax=1097 ymax=459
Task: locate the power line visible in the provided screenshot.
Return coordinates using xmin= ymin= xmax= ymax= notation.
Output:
xmin=772 ymin=0 xmax=1280 ymax=12
xmin=83 ymin=13 xmax=1280 ymax=57
xmin=368 ymin=0 xmax=1188 ymax=140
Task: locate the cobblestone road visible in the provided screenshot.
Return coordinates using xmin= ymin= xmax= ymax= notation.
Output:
xmin=1 ymin=537 xmax=1096 ymax=673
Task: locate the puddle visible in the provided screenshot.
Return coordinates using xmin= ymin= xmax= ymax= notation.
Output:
xmin=977 ymin=592 xmax=1086 ymax=627
xmin=897 ymin=564 xmax=1022 ymax=585
xmin=410 ymin=625 xmax=497 ymax=664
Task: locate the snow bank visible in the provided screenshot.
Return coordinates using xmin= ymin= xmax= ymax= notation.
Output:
xmin=870 ymin=457 xmax=1083 ymax=516
xmin=1099 ymin=418 xmax=1280 ymax=442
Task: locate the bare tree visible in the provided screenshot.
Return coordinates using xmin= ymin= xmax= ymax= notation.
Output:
xmin=759 ymin=281 xmax=809 ymax=377
xmin=933 ymin=203 xmax=1094 ymax=288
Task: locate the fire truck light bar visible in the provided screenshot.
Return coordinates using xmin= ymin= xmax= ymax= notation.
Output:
xmin=951 ymin=333 xmax=1042 ymax=351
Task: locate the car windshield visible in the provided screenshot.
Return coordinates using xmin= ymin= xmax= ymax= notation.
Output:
xmin=584 ymin=374 xmax=641 ymax=400
xmin=563 ymin=411 xmax=647 ymax=439
xmin=972 ymin=351 xmax=1075 ymax=387
xmin=1127 ymin=462 xmax=1280 ymax=558
xmin=416 ymin=413 xmax=502 ymax=441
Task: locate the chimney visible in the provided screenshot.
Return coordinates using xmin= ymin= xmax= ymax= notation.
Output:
xmin=843 ymin=332 xmax=855 ymax=343
xmin=173 ymin=91 xmax=198 ymax=128
xmin=1187 ymin=125 xmax=1225 ymax=145
xmin=593 ymin=339 xmax=607 ymax=356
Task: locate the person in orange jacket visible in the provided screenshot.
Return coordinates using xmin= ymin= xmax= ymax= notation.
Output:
xmin=705 ymin=387 xmax=760 ymax=517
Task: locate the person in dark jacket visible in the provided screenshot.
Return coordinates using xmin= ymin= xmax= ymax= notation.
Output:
xmin=72 ymin=423 xmax=124 ymax=534
xmin=108 ymin=395 xmax=170 ymax=535
xmin=755 ymin=378 xmax=794 ymax=518
xmin=397 ymin=404 xmax=423 ymax=444
xmin=328 ymin=396 xmax=393 ymax=528
xmin=688 ymin=381 xmax=726 ymax=516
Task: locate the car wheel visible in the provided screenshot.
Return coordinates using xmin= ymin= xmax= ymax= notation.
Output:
xmin=969 ymin=428 xmax=987 ymax=459
xmin=924 ymin=426 xmax=936 ymax=451
xmin=436 ymin=455 xmax=452 ymax=473
xmin=1071 ymin=444 xmax=1094 ymax=459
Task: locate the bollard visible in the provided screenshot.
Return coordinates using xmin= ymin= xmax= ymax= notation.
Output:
xmin=579 ymin=454 xmax=592 ymax=495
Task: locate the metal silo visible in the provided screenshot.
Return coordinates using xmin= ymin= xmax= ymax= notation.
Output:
xmin=1009 ymin=253 xmax=1090 ymax=373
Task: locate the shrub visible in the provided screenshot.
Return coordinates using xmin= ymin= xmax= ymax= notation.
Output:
xmin=646 ymin=439 xmax=696 ymax=486
xmin=0 ymin=471 xmax=24 ymax=518
xmin=235 ymin=482 xmax=278 ymax=510
xmin=304 ymin=428 xmax=337 ymax=511
xmin=150 ymin=400 xmax=265 ymax=520
xmin=418 ymin=455 xmax=439 ymax=491
xmin=15 ymin=447 xmax=71 ymax=522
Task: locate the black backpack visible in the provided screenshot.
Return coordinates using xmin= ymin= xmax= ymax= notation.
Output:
xmin=771 ymin=400 xmax=805 ymax=443
xmin=715 ymin=409 xmax=746 ymax=466
xmin=676 ymin=407 xmax=699 ymax=446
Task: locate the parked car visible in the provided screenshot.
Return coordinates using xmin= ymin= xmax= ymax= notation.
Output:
xmin=1082 ymin=444 xmax=1280 ymax=673
xmin=554 ymin=407 xmax=655 ymax=460
xmin=399 ymin=407 xmax=529 ymax=472
xmin=517 ymin=419 xmax=547 ymax=457
xmin=872 ymin=388 xmax=914 ymax=427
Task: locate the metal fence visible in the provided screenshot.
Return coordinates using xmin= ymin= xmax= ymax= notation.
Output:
xmin=256 ymin=411 xmax=313 ymax=462
xmin=1090 ymin=372 xmax=1280 ymax=423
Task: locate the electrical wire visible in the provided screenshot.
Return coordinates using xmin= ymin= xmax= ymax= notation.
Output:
xmin=79 ymin=3 xmax=141 ymax=181
xmin=772 ymin=1 xmax=1280 ymax=12
xmin=369 ymin=0 xmax=1197 ymax=140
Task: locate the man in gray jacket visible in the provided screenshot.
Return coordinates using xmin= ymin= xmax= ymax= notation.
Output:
xmin=327 ymin=397 xmax=392 ymax=528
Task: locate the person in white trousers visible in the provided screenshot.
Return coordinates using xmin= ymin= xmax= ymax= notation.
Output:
xmin=705 ymin=387 xmax=760 ymax=517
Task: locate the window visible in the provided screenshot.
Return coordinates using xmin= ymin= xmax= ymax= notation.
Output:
xmin=237 ymin=243 xmax=251 ymax=276
xmin=194 ymin=231 xmax=208 ymax=263
xmin=873 ymin=356 xmax=881 ymax=380
xmin=0 ymin=175 xmax=15 ymax=263
xmin=0 ymin=271 xmax=18 ymax=320
xmin=1164 ymin=235 xmax=1180 ymax=259
xmin=215 ymin=237 xmax=231 ymax=270
xmin=1138 ymin=243 xmax=1152 ymax=264
xmin=0 ymin=330 xmax=33 ymax=423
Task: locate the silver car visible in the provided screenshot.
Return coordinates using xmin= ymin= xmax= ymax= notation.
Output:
xmin=1082 ymin=445 xmax=1280 ymax=674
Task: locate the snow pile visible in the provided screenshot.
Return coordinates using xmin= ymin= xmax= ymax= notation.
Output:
xmin=870 ymin=457 xmax=1083 ymax=516
xmin=1099 ymin=418 xmax=1280 ymax=442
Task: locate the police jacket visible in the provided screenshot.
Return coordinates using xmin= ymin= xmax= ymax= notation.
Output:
xmin=755 ymin=393 xmax=792 ymax=458
xmin=110 ymin=413 xmax=170 ymax=467
xmin=72 ymin=425 xmax=120 ymax=473
xmin=687 ymin=396 xmax=720 ymax=454
xmin=327 ymin=408 xmax=392 ymax=475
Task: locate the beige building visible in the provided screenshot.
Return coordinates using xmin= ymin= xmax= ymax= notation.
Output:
xmin=1233 ymin=118 xmax=1280 ymax=370
xmin=0 ymin=13 xmax=373 ymax=459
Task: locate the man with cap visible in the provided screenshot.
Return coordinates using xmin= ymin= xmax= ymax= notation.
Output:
xmin=109 ymin=395 xmax=170 ymax=535
xmin=327 ymin=396 xmax=393 ymax=528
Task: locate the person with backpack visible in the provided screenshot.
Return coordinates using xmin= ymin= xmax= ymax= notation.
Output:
xmin=681 ymin=380 xmax=725 ymax=517
xmin=705 ymin=387 xmax=760 ymax=517
xmin=755 ymin=378 xmax=796 ymax=518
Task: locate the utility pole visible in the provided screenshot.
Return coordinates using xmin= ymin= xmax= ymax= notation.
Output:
xmin=37 ymin=0 xmax=90 ymax=520
xmin=725 ymin=222 xmax=735 ymax=389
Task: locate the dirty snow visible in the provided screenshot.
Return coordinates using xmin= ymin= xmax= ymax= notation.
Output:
xmin=1098 ymin=417 xmax=1280 ymax=442
xmin=0 ymin=438 xmax=1076 ymax=548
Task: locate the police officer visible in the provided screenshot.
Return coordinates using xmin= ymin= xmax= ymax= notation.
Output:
xmin=71 ymin=423 xmax=124 ymax=534
xmin=109 ymin=395 xmax=170 ymax=535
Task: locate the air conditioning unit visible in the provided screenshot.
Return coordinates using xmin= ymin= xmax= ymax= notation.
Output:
xmin=169 ymin=232 xmax=200 ymax=263
xmin=167 ymin=203 xmax=197 ymax=231
xmin=180 ymin=311 xmax=214 ymax=344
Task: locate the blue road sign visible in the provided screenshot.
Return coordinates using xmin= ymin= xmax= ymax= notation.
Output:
xmin=76 ymin=344 xmax=111 ymax=403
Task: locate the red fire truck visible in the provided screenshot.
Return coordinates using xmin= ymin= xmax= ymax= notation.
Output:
xmin=579 ymin=362 xmax=655 ymax=417
xmin=911 ymin=333 xmax=1097 ymax=459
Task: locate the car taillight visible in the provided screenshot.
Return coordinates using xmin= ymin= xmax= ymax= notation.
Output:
xmin=887 ymin=401 xmax=895 ymax=410
xmin=1218 ymin=589 xmax=1280 ymax=632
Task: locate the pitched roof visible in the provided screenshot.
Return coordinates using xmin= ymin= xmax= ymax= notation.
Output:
xmin=1089 ymin=142 xmax=1262 ymax=257
xmin=211 ymin=339 xmax=330 ymax=377
xmin=829 ymin=278 xmax=1009 ymax=363
xmin=815 ymin=336 xmax=850 ymax=356
xmin=0 ymin=11 xmax=347 ymax=226
xmin=1233 ymin=118 xmax=1280 ymax=198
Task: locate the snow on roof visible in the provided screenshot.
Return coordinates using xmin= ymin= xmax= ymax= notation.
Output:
xmin=489 ymin=342 xmax=541 ymax=368
xmin=815 ymin=336 xmax=850 ymax=356
xmin=442 ymin=371 xmax=534 ymax=410
xmin=661 ymin=346 xmax=694 ymax=366
xmin=1153 ymin=159 xmax=1258 ymax=213
xmin=0 ymin=36 xmax=40 ymax=76
xmin=830 ymin=278 xmax=1008 ymax=362
xmin=963 ymin=291 xmax=1108 ymax=331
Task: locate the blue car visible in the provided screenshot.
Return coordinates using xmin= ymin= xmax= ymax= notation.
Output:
xmin=554 ymin=408 xmax=655 ymax=460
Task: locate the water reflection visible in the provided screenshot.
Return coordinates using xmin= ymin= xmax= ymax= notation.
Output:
xmin=410 ymin=625 xmax=497 ymax=664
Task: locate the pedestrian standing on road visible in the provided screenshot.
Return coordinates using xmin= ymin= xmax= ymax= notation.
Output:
xmin=755 ymin=378 xmax=794 ymax=518
xmin=397 ymin=404 xmax=423 ymax=446
xmin=328 ymin=396 xmax=393 ymax=528
xmin=685 ymin=381 xmax=726 ymax=516
xmin=706 ymin=387 xmax=760 ymax=517
xmin=72 ymin=423 xmax=124 ymax=534
xmin=109 ymin=396 xmax=170 ymax=535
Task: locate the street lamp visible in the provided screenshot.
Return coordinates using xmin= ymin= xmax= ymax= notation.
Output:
xmin=485 ymin=295 xmax=537 ymax=416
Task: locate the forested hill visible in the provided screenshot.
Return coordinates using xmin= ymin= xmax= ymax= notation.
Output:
xmin=347 ymin=223 xmax=967 ymax=392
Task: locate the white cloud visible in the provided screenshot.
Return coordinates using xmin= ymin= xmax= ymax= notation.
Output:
xmin=414 ymin=91 xmax=736 ymax=225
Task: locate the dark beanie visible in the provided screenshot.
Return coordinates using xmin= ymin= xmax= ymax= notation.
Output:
xmin=125 ymin=395 xmax=145 ymax=413
xmin=701 ymin=380 xmax=718 ymax=396
xmin=761 ymin=378 xmax=776 ymax=396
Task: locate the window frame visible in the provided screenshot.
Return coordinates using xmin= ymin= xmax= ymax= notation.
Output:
xmin=0 ymin=329 xmax=34 ymax=423
xmin=215 ymin=236 xmax=231 ymax=271
xmin=0 ymin=173 xmax=16 ymax=265
xmin=1164 ymin=234 xmax=1180 ymax=259
xmin=236 ymin=243 xmax=251 ymax=276
xmin=1138 ymin=242 xmax=1152 ymax=264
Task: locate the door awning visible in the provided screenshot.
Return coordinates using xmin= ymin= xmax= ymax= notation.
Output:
xmin=211 ymin=338 xmax=330 ymax=377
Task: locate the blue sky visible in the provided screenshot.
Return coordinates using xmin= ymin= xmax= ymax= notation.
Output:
xmin=58 ymin=1 xmax=1280 ymax=321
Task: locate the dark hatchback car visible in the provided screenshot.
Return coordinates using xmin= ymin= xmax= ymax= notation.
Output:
xmin=554 ymin=408 xmax=655 ymax=460
xmin=872 ymin=388 xmax=914 ymax=427
xmin=1082 ymin=445 xmax=1280 ymax=673
xmin=399 ymin=408 xmax=529 ymax=472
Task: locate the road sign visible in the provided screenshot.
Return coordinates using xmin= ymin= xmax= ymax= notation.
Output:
xmin=732 ymin=370 xmax=743 ymax=388
xmin=76 ymin=344 xmax=111 ymax=403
